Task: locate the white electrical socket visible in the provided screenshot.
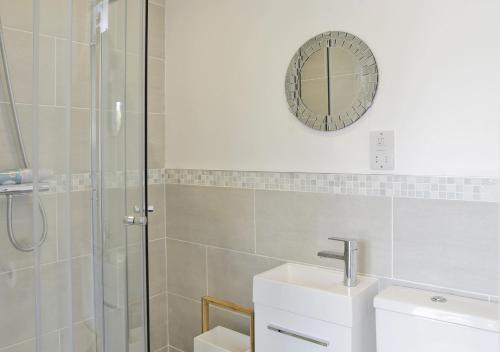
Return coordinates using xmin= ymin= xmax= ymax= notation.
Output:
xmin=370 ymin=131 xmax=395 ymax=170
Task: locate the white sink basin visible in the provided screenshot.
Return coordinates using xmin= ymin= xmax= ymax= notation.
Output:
xmin=253 ymin=263 xmax=378 ymax=327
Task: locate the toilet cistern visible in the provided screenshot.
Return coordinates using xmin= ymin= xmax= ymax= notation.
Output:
xmin=318 ymin=237 xmax=358 ymax=287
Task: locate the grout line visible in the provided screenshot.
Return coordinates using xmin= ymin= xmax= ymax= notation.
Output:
xmin=165 ymin=237 xmax=170 ymax=347
xmin=55 ymin=193 xmax=61 ymax=261
xmin=163 ymin=236 xmax=494 ymax=302
xmin=0 ymin=317 xmax=95 ymax=351
xmin=53 ymin=36 xmax=57 ymax=106
xmin=1 ymin=100 xmax=91 ymax=110
xmin=148 ymin=0 xmax=166 ymax=8
xmin=390 ymin=196 xmax=394 ymax=278
xmin=162 ymin=180 xmax=170 ymax=348
xmin=149 ymin=292 xmax=166 ymax=300
xmin=253 ymin=189 xmax=257 ymax=254
xmin=148 ymin=54 xmax=165 ymax=61
xmin=0 ymin=253 xmax=92 ymax=277
xmin=2 ymin=25 xmax=91 ymax=46
xmin=148 ymin=56 xmax=164 ymax=64
xmin=57 ymin=328 xmax=62 ymax=352
xmin=205 ymin=246 xmax=209 ymax=295
xmin=167 ymin=291 xmax=201 ymax=304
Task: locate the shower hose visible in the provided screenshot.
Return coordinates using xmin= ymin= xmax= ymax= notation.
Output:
xmin=1 ymin=16 xmax=49 ymax=252
xmin=6 ymin=194 xmax=48 ymax=252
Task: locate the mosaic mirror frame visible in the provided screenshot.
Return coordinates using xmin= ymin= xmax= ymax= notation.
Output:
xmin=285 ymin=31 xmax=379 ymax=131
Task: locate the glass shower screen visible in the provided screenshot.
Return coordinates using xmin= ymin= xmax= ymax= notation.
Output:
xmin=0 ymin=0 xmax=148 ymax=351
xmin=92 ymin=0 xmax=149 ymax=351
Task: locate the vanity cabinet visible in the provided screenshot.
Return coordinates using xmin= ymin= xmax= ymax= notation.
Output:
xmin=253 ymin=263 xmax=378 ymax=352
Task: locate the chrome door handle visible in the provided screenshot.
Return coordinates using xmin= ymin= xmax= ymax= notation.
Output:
xmin=123 ymin=215 xmax=147 ymax=226
xmin=267 ymin=325 xmax=330 ymax=347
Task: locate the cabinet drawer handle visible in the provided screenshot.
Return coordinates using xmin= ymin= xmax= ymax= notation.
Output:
xmin=267 ymin=324 xmax=330 ymax=347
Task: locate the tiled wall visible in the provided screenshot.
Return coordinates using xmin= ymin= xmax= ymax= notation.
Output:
xmin=155 ymin=170 xmax=499 ymax=352
xmin=146 ymin=0 xmax=168 ymax=351
xmin=0 ymin=1 xmax=95 ymax=351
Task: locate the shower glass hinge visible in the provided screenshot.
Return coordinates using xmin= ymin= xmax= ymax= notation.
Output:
xmin=94 ymin=0 xmax=109 ymax=34
xmin=123 ymin=215 xmax=147 ymax=226
xmin=133 ymin=205 xmax=154 ymax=213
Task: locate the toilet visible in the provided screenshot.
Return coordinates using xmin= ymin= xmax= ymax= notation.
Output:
xmin=374 ymin=286 xmax=499 ymax=352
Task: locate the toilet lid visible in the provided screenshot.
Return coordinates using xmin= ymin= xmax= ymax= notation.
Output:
xmin=374 ymin=286 xmax=500 ymax=333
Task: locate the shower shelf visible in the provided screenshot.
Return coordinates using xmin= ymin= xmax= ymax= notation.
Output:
xmin=0 ymin=183 xmax=50 ymax=195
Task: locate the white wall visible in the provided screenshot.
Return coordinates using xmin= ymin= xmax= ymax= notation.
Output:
xmin=165 ymin=0 xmax=500 ymax=177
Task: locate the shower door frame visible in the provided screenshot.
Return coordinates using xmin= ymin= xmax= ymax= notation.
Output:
xmin=90 ymin=0 xmax=150 ymax=351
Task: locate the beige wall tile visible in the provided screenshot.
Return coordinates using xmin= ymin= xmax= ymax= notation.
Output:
xmin=126 ymin=0 xmax=143 ymax=56
xmin=148 ymin=183 xmax=166 ymax=240
xmin=0 ymin=0 xmax=90 ymax=43
xmin=0 ymin=268 xmax=37 ymax=347
xmin=0 ymin=0 xmax=33 ymax=32
xmin=166 ymin=239 xmax=206 ymax=300
xmin=56 ymin=40 xmax=90 ymax=109
xmin=168 ymin=294 xmax=200 ymax=352
xmin=147 ymin=57 xmax=165 ymax=114
xmin=16 ymin=105 xmax=66 ymax=173
xmin=148 ymin=113 xmax=165 ymax=169
xmin=149 ymin=238 xmax=166 ymax=297
xmin=100 ymin=189 xmax=127 ymax=250
xmin=148 ymin=3 xmax=165 ymax=58
xmin=126 ymin=53 xmax=142 ymax=113
xmin=209 ymin=305 xmax=251 ymax=336
xmin=165 ymin=185 xmax=255 ymax=252
xmin=57 ymin=191 xmax=92 ymax=259
xmin=394 ymin=198 xmax=499 ymax=295
xmin=0 ymin=103 xmax=20 ymax=169
xmin=70 ymin=255 xmax=94 ymax=323
xmin=70 ymin=108 xmax=91 ymax=174
xmin=70 ymin=0 xmax=92 ymax=44
xmin=255 ymin=190 xmax=392 ymax=276
xmin=0 ymin=257 xmax=92 ymax=348
xmin=127 ymin=242 xmax=148 ymax=304
xmin=149 ymin=0 xmax=166 ymax=6
xmin=41 ymin=0 xmax=91 ymax=43
xmin=125 ymin=112 xmax=144 ymax=172
xmin=2 ymin=29 xmax=55 ymax=105
xmin=0 ymin=193 xmax=57 ymax=273
xmin=207 ymin=247 xmax=282 ymax=307
xmin=0 ymin=331 xmax=60 ymax=352
xmin=61 ymin=319 xmax=96 ymax=352
xmin=150 ymin=293 xmax=168 ymax=351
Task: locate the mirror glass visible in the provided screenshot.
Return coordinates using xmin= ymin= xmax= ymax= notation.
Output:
xmin=285 ymin=31 xmax=378 ymax=131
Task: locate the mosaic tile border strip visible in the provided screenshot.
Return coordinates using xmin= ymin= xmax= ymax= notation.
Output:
xmin=165 ymin=169 xmax=499 ymax=202
xmin=44 ymin=169 xmax=165 ymax=194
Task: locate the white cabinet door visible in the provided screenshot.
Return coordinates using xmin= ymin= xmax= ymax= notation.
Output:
xmin=255 ymin=305 xmax=352 ymax=352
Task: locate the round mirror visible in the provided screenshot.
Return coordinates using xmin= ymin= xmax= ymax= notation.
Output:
xmin=285 ymin=31 xmax=378 ymax=131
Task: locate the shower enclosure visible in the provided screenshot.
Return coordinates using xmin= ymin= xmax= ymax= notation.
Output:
xmin=0 ymin=1 xmax=149 ymax=351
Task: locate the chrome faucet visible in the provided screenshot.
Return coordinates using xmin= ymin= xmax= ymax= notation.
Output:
xmin=318 ymin=237 xmax=358 ymax=287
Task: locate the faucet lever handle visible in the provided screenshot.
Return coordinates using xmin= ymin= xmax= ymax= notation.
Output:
xmin=327 ymin=237 xmax=358 ymax=251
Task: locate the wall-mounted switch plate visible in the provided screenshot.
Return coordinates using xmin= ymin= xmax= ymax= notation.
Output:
xmin=370 ymin=131 xmax=394 ymax=170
